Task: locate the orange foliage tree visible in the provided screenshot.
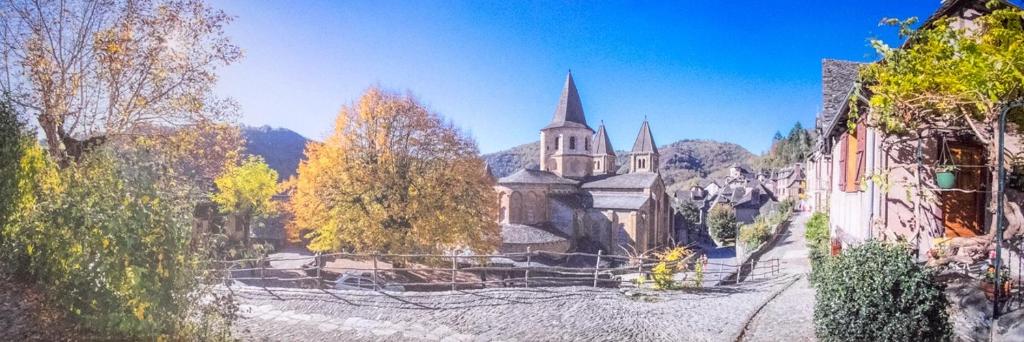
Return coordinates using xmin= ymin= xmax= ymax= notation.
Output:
xmin=289 ymin=87 xmax=500 ymax=255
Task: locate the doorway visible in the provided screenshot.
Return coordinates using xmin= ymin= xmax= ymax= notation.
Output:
xmin=940 ymin=142 xmax=987 ymax=237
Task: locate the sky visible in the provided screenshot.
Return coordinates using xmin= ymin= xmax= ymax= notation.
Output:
xmin=210 ymin=0 xmax=983 ymax=154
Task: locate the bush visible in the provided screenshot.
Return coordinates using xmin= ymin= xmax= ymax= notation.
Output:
xmin=739 ymin=221 xmax=771 ymax=248
xmin=651 ymin=246 xmax=693 ymax=290
xmin=805 ymin=212 xmax=830 ymax=276
xmin=707 ymin=205 xmax=738 ymax=243
xmin=813 ymin=241 xmax=951 ymax=341
xmin=2 ymin=147 xmax=235 ymax=339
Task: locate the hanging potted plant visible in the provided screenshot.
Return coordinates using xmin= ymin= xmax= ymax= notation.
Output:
xmin=935 ymin=164 xmax=959 ymax=189
xmin=935 ymin=139 xmax=958 ymax=189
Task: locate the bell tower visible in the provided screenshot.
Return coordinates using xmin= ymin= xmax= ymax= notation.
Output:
xmin=629 ymin=119 xmax=659 ymax=173
xmin=539 ymin=71 xmax=595 ymax=179
xmin=591 ymin=122 xmax=616 ymax=176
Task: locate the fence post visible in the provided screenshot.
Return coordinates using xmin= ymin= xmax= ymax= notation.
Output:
xmin=593 ymin=250 xmax=603 ymax=288
xmin=451 ymin=252 xmax=458 ymax=291
xmin=525 ymin=247 xmax=531 ymax=288
xmin=315 ymin=252 xmax=322 ymax=289
xmin=637 ymin=258 xmax=643 ymax=288
xmin=259 ymin=257 xmax=266 ymax=288
xmin=372 ymin=253 xmax=380 ymax=291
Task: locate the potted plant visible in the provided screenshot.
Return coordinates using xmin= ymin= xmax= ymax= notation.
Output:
xmin=981 ymin=264 xmax=1013 ymax=301
xmin=935 ymin=164 xmax=958 ymax=189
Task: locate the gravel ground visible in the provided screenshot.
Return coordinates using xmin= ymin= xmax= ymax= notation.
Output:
xmin=229 ymin=275 xmax=797 ymax=341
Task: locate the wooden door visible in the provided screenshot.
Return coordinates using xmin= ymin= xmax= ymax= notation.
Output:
xmin=941 ymin=143 xmax=986 ymax=237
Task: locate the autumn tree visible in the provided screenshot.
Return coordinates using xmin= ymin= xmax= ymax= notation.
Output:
xmin=0 ymin=0 xmax=242 ymax=164
xmin=290 ymin=87 xmax=501 ymax=255
xmin=707 ymin=204 xmax=738 ymax=243
xmin=212 ymin=156 xmax=278 ymax=246
xmin=861 ymin=3 xmax=1024 ymax=264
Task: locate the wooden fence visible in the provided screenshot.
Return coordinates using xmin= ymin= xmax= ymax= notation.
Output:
xmin=210 ymin=248 xmax=781 ymax=291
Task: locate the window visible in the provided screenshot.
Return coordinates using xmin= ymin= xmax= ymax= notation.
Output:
xmin=838 ymin=121 xmax=866 ymax=193
xmin=554 ymin=137 xmax=560 ymax=150
xmin=569 ymin=136 xmax=576 ymax=150
xmin=585 ymin=137 xmax=590 ymax=151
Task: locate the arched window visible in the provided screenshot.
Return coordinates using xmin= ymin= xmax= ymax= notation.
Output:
xmin=569 ymin=136 xmax=576 ymax=150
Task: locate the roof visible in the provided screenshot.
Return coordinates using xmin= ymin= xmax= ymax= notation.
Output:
xmin=544 ymin=72 xmax=593 ymax=131
xmin=498 ymin=169 xmax=579 ymax=185
xmin=590 ymin=194 xmax=650 ymax=210
xmin=920 ymin=0 xmax=1018 ymax=30
xmin=631 ymin=120 xmax=658 ymax=154
xmin=592 ymin=123 xmax=615 ymax=156
xmin=820 ymin=59 xmax=862 ymax=132
xmin=501 ymin=223 xmax=569 ymax=244
xmin=582 ymin=172 xmax=659 ymax=190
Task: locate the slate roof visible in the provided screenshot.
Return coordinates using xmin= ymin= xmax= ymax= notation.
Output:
xmin=920 ymin=0 xmax=1018 ymax=30
xmin=544 ymin=72 xmax=593 ymax=131
xmin=582 ymin=172 xmax=659 ymax=190
xmin=820 ymin=59 xmax=862 ymax=132
xmin=501 ymin=223 xmax=569 ymax=244
xmin=592 ymin=123 xmax=615 ymax=156
xmin=590 ymin=194 xmax=650 ymax=210
xmin=631 ymin=120 xmax=658 ymax=154
xmin=498 ymin=169 xmax=579 ymax=185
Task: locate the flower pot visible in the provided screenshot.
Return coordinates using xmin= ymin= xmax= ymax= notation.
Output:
xmin=935 ymin=171 xmax=957 ymax=189
xmin=981 ymin=281 xmax=1013 ymax=301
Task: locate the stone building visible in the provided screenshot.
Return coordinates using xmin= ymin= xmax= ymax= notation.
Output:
xmin=494 ymin=72 xmax=673 ymax=256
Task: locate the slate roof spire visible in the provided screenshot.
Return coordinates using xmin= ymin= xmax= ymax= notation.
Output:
xmin=631 ymin=119 xmax=658 ymax=154
xmin=544 ymin=71 xmax=593 ymax=131
xmin=592 ymin=121 xmax=615 ymax=156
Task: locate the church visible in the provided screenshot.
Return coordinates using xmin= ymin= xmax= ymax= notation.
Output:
xmin=495 ymin=72 xmax=673 ymax=256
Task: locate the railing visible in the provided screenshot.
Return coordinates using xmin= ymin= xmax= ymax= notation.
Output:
xmin=208 ymin=249 xmax=782 ymax=291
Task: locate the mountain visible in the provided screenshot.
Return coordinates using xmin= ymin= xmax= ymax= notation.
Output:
xmin=483 ymin=139 xmax=756 ymax=193
xmin=242 ymin=126 xmax=310 ymax=181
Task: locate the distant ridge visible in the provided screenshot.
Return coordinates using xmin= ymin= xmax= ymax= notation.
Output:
xmin=242 ymin=125 xmax=310 ymax=181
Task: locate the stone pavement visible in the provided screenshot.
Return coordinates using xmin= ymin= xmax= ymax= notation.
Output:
xmin=740 ymin=211 xmax=817 ymax=342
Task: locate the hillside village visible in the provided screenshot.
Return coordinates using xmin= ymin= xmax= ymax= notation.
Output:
xmin=2 ymin=0 xmax=1024 ymax=341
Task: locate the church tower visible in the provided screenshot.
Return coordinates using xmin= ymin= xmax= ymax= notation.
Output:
xmin=629 ymin=119 xmax=659 ymax=173
xmin=591 ymin=122 xmax=616 ymax=176
xmin=540 ymin=72 xmax=595 ymax=179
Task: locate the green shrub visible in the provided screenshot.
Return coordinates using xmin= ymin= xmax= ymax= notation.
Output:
xmin=813 ymin=241 xmax=951 ymax=341
xmin=739 ymin=221 xmax=771 ymax=248
xmin=805 ymin=212 xmax=830 ymax=276
xmin=707 ymin=205 xmax=738 ymax=243
xmin=2 ymin=148 xmax=235 ymax=339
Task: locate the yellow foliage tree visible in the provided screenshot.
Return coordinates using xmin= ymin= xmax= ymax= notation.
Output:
xmin=290 ymin=87 xmax=500 ymax=255
xmin=212 ymin=156 xmax=278 ymax=245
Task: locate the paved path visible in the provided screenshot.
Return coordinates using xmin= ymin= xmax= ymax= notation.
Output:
xmin=740 ymin=212 xmax=817 ymax=342
xmin=701 ymin=245 xmax=737 ymax=287
xmin=230 ymin=276 xmax=796 ymax=341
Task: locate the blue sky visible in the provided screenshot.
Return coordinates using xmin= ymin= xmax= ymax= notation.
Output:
xmin=211 ymin=0 xmax=980 ymax=154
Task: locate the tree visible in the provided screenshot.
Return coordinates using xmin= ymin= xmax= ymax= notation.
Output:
xmin=707 ymin=204 xmax=738 ymax=243
xmin=0 ymin=0 xmax=242 ymax=164
xmin=760 ymin=122 xmax=812 ymax=171
xmin=861 ymin=4 xmax=1024 ymax=263
xmin=212 ymin=156 xmax=278 ymax=246
xmin=290 ymin=87 xmax=501 ymax=255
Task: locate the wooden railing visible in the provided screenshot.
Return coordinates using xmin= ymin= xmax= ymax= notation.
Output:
xmin=209 ymin=248 xmax=781 ymax=291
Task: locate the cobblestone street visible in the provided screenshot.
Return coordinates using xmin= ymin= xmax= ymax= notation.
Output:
xmin=741 ymin=212 xmax=816 ymax=341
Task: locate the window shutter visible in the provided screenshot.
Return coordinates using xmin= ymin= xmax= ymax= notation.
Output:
xmin=838 ymin=133 xmax=848 ymax=191
xmin=855 ymin=121 xmax=867 ymax=190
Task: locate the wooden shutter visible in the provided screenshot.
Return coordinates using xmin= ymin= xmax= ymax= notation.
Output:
xmin=855 ymin=121 xmax=867 ymax=190
xmin=838 ymin=133 xmax=848 ymax=191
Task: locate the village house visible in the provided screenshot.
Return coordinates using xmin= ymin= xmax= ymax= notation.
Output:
xmin=806 ymin=0 xmax=1023 ymax=259
xmin=494 ymin=72 xmax=673 ymax=256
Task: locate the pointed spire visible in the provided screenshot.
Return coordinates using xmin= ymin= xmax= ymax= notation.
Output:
xmin=544 ymin=71 xmax=592 ymax=131
xmin=631 ymin=119 xmax=658 ymax=154
xmin=592 ymin=122 xmax=615 ymax=156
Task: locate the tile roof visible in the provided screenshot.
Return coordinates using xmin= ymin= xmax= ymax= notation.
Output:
xmin=590 ymin=194 xmax=650 ymax=210
xmin=498 ymin=169 xmax=579 ymax=185
xmin=592 ymin=123 xmax=615 ymax=156
xmin=820 ymin=59 xmax=862 ymax=132
xmin=631 ymin=120 xmax=658 ymax=154
xmin=544 ymin=72 xmax=593 ymax=131
xmin=582 ymin=172 xmax=659 ymax=190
